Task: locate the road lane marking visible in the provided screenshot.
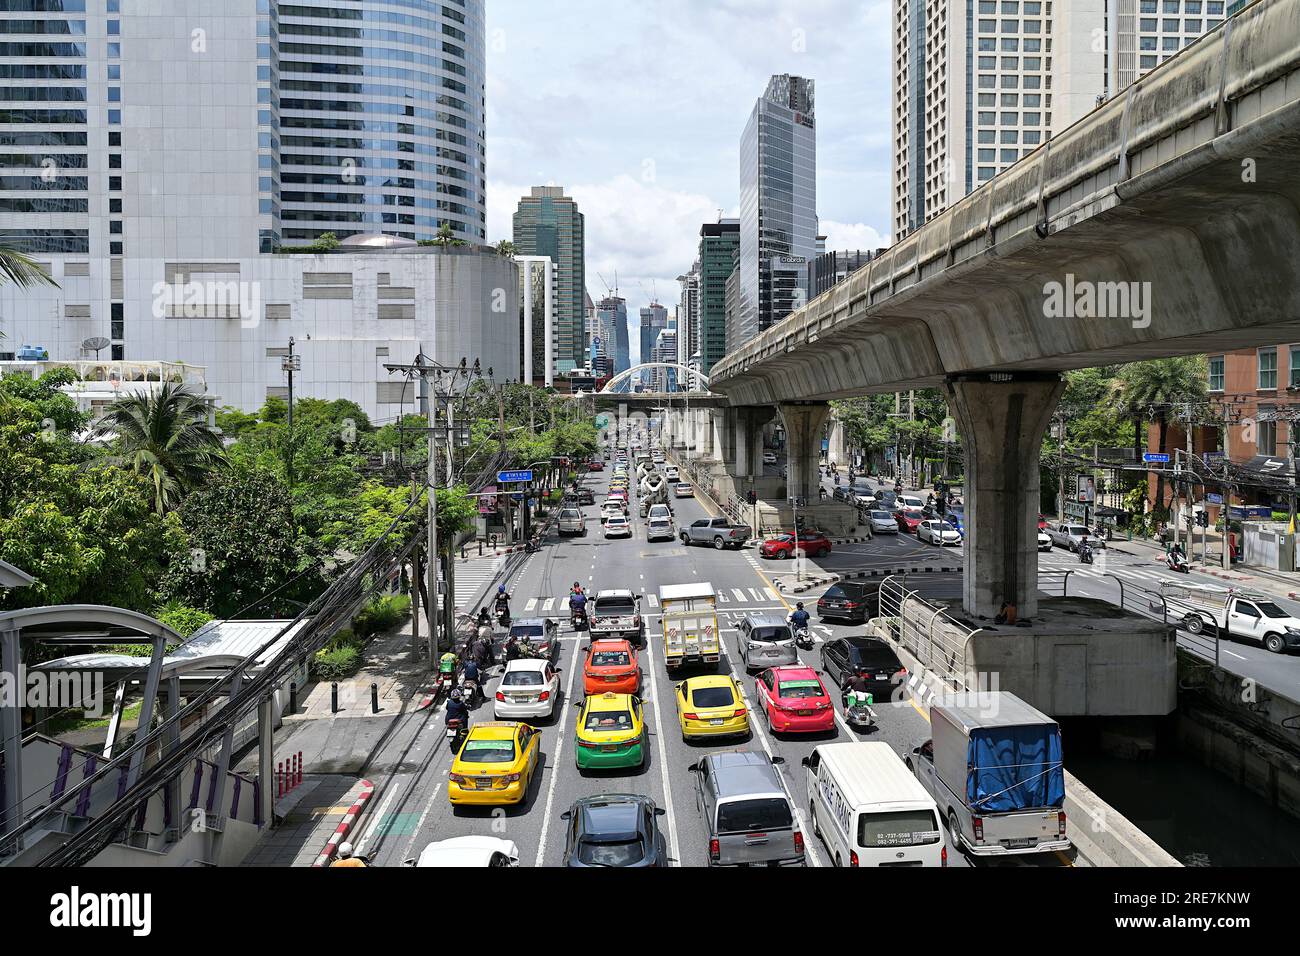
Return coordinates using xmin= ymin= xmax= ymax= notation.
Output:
xmin=353 ymin=779 xmax=402 ymax=857
xmin=533 ymin=628 xmax=583 ymax=868
xmin=524 ymin=598 xmax=537 ymax=612
xmin=732 ymin=588 xmax=747 ymax=602
xmin=641 ymin=635 xmax=681 ymax=866
xmin=399 ymin=782 xmax=443 ymax=865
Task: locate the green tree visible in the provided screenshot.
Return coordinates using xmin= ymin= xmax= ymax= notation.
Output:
xmin=0 ymin=243 xmax=58 ymax=291
xmin=1111 ymin=357 xmax=1208 ymax=510
xmin=422 ymin=223 xmax=467 ymax=248
xmin=493 ymin=239 xmax=517 ymax=258
xmin=94 ymin=382 xmax=226 ymax=514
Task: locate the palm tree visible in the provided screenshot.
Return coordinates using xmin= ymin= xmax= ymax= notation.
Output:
xmin=94 ymin=382 xmax=226 ymax=514
xmin=494 ymin=239 xmax=516 ymax=258
xmin=1111 ymin=357 xmax=1208 ymax=513
xmin=1 ymin=244 xmax=58 ymax=342
xmin=429 ymin=223 xmax=467 ymax=249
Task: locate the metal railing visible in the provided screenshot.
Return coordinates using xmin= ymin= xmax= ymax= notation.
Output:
xmin=877 ymin=574 xmax=980 ymax=694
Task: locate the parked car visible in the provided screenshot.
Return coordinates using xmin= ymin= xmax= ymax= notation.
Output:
xmin=817 ymin=581 xmax=879 ymax=624
xmin=918 ymin=519 xmax=962 ymax=546
xmin=557 ymin=507 xmax=587 ymax=537
xmin=759 ymin=531 xmax=832 ymax=560
xmin=494 ymin=658 xmax=560 ymax=721
xmin=868 ymin=510 xmax=899 ymax=534
xmin=737 ymin=615 xmax=798 ymax=670
xmin=819 ymin=636 xmax=906 ymax=698
xmin=688 ymin=751 xmax=805 ymax=867
xmin=754 ymin=665 xmax=834 ymax=736
xmin=561 ymin=794 xmax=668 ymax=867
xmin=674 ymin=482 xmax=695 ymax=498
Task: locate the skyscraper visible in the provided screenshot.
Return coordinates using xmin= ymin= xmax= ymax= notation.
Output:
xmin=891 ymin=0 xmax=1231 ymax=239
xmin=676 ymin=262 xmax=701 ymax=372
xmin=513 ymin=186 xmax=586 ymax=373
xmin=595 ymin=295 xmax=630 ymax=374
xmin=697 ymin=220 xmax=740 ymax=372
xmin=736 ymin=74 xmax=818 ymax=343
xmin=638 ymin=302 xmax=669 ymax=385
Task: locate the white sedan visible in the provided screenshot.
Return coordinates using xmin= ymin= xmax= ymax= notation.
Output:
xmin=604 ymin=515 xmax=632 ymax=538
xmin=1037 ymin=530 xmax=1053 ymax=552
xmin=918 ymin=519 xmax=962 ymax=546
xmin=494 ymin=659 xmax=559 ymax=720
xmin=406 ymin=836 xmax=520 ymax=867
xmin=762 ymin=451 xmax=778 ymax=464
xmin=868 ymin=510 xmax=899 ymax=534
xmin=673 ymin=482 xmax=694 ymax=498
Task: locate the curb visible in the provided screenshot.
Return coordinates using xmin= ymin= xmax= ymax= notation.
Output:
xmin=310 ymin=779 xmax=376 ymax=867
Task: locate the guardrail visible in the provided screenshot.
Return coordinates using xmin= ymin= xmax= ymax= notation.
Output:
xmin=877 ymin=574 xmax=980 ymax=693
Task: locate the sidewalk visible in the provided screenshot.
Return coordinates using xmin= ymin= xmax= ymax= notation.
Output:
xmin=242 ymin=774 xmax=373 ymax=867
xmin=1108 ymin=534 xmax=1300 ymax=597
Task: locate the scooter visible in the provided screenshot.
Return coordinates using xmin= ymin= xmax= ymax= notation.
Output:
xmin=497 ymin=606 xmax=512 ymax=629
xmin=525 ymin=534 xmax=542 ymax=554
xmin=1166 ymin=551 xmax=1190 ymax=574
xmin=1078 ymin=543 xmax=1095 ymax=565
xmin=570 ymin=605 xmax=588 ymax=631
xmin=842 ymin=689 xmax=877 ymax=731
xmin=794 ymin=625 xmax=814 ymax=650
xmin=445 ymin=717 xmax=467 ymax=754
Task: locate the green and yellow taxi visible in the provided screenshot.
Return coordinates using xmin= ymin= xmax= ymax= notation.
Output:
xmin=448 ymin=721 xmax=540 ymax=807
xmin=675 ymin=674 xmax=750 ymax=741
xmin=574 ymin=692 xmax=646 ymax=773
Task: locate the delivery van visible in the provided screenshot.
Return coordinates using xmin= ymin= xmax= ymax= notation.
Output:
xmin=802 ymin=741 xmax=944 ymax=867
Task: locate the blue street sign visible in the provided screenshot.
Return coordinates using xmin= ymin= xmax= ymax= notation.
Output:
xmin=1206 ymin=493 xmax=1224 ymax=504
xmin=497 ymin=469 xmax=534 ymax=483
xmin=1142 ymin=453 xmax=1170 ymax=463
xmin=1229 ymin=505 xmax=1272 ymax=519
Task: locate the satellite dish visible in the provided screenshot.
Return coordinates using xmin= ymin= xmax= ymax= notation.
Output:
xmin=82 ymin=336 xmax=110 ymax=357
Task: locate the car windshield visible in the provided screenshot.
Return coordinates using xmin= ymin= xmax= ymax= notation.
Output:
xmin=584 ymin=709 xmax=633 ymax=731
xmin=1068 ymin=526 xmax=1089 ymax=536
xmin=857 ymin=810 xmax=942 ymax=848
xmin=750 ymin=626 xmax=791 ymax=643
xmin=502 ymin=670 xmax=543 ymax=687
xmin=717 ymin=797 xmax=793 ymax=833
xmin=770 ymin=534 xmax=794 ymax=543
xmin=1259 ymin=602 xmax=1291 ymax=619
xmin=460 ymin=739 xmax=515 ymax=763
xmin=823 ymin=586 xmax=848 ymax=599
xmin=872 ymin=511 xmax=893 ymax=520
xmin=512 ymin=624 xmax=544 ymax=638
xmin=561 ymin=510 xmax=580 ymax=519
xmin=849 ymin=646 xmax=901 ymax=669
xmin=691 ymin=685 xmax=735 ymax=708
xmin=595 ymin=598 xmax=635 ymax=614
xmin=577 ymin=837 xmax=645 ymax=867
xmin=591 ymin=649 xmax=630 ymax=667
xmin=777 ymin=678 xmax=824 ymax=699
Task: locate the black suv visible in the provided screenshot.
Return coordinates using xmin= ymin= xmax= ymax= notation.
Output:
xmin=561 ymin=794 xmax=668 ymax=868
xmin=816 ymin=581 xmax=880 ymax=624
xmin=820 ymin=636 xmax=906 ymax=696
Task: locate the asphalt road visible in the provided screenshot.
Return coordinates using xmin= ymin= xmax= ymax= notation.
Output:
xmin=342 ymin=464 xmax=1035 ymax=869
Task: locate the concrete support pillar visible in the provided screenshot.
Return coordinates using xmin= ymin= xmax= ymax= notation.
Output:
xmin=1 ymin=625 xmax=22 ymax=856
xmin=828 ymin=416 xmax=848 ymax=467
xmin=729 ymin=406 xmax=777 ymax=479
xmin=779 ymin=402 xmax=831 ymax=502
xmin=696 ymin=408 xmax=715 ymax=458
xmin=946 ymin=373 xmax=1065 ymax=619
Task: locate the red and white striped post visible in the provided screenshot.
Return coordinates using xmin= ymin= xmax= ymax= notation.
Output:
xmin=277 ymin=761 xmax=284 ymax=797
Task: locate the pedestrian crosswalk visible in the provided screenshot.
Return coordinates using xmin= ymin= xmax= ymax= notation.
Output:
xmin=639 ymin=587 xmax=778 ymax=608
xmin=453 ymin=556 xmax=508 ymax=611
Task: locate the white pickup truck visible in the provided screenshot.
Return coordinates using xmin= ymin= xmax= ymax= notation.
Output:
xmin=588 ymin=589 xmax=644 ymax=644
xmin=1046 ymin=522 xmax=1104 ymax=552
xmin=1160 ymin=583 xmax=1300 ymax=654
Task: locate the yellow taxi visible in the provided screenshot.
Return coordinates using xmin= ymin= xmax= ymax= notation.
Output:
xmin=574 ymin=692 xmax=647 ymax=772
xmin=675 ymin=675 xmax=750 ymax=742
xmin=448 ymin=721 xmax=540 ymax=807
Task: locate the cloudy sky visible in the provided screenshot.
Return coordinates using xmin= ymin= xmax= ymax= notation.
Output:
xmin=485 ymin=0 xmax=893 ymax=361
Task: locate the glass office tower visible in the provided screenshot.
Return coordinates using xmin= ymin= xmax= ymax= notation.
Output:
xmin=513 ymin=186 xmax=586 ymax=373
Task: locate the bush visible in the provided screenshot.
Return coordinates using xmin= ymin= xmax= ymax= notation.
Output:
xmin=154 ymin=602 xmax=214 ymax=639
xmin=312 ymin=645 xmax=361 ymax=681
xmin=352 ymin=594 xmax=410 ymax=638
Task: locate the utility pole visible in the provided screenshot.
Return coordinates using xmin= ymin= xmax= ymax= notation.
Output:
xmin=1055 ymin=411 xmax=1067 ymax=520
xmin=1184 ymin=403 xmax=1195 ymax=557
xmin=283 ymin=337 xmax=300 ymax=490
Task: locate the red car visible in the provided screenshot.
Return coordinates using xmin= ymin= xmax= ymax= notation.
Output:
xmin=754 ymin=665 xmax=834 ymax=735
xmin=588 ymin=460 xmax=604 ymax=472
xmin=582 ymin=639 xmax=640 ymax=695
xmin=1037 ymin=514 xmax=1048 ymax=530
xmin=759 ymin=531 xmax=832 ymax=560
xmin=894 ymin=511 xmax=923 ymax=534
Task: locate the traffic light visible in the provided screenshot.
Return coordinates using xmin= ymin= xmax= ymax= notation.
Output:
xmin=746 ymin=490 xmax=757 ymax=505
xmin=1196 ymin=511 xmax=1209 ymax=528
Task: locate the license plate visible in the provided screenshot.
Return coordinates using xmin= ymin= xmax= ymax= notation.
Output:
xmin=876 ymin=674 xmax=891 ymax=681
xmin=797 ymin=710 xmax=812 ymax=716
xmin=475 ymin=776 xmax=492 ymax=788
xmin=604 ymin=676 xmax=618 ymax=682
xmin=1006 ymin=837 xmax=1037 ymax=848
xmin=511 ymin=696 xmax=531 ymax=703
xmin=710 ymin=718 xmax=725 ymax=726
xmin=601 ymin=745 xmax=618 ymax=752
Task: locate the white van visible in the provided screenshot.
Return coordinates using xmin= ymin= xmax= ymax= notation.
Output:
xmin=802 ymin=741 xmax=945 ymax=867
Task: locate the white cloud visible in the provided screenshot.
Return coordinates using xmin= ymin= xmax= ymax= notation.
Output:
xmin=819 ymin=220 xmax=892 ymax=253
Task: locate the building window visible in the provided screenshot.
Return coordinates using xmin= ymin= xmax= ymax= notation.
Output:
xmin=1208 ymin=355 xmax=1225 ymax=392
xmin=1258 ymin=408 xmax=1277 ymax=455
xmin=1291 ymin=346 xmax=1300 ymax=388
xmin=1259 ymin=347 xmax=1278 ymax=389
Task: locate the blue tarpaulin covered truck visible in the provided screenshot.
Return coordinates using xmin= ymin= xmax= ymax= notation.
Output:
xmin=909 ymin=692 xmax=1070 ymax=857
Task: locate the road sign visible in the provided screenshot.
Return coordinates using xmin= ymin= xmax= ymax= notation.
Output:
xmin=497 ymin=469 xmax=534 ymax=483
xmin=1142 ymin=453 xmax=1170 ymax=464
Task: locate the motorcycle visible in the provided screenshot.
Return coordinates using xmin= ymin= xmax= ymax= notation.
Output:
xmin=793 ymin=624 xmax=814 ymax=650
xmin=842 ymin=689 xmax=877 ymax=731
xmin=525 ymin=534 xmax=542 ymax=554
xmin=434 ymin=662 xmax=458 ymax=703
xmin=1166 ymin=551 xmax=1190 ymax=574
xmin=1078 ymin=543 xmax=1094 ymax=565
xmin=496 ymin=606 xmax=512 ymax=629
xmin=570 ymin=604 xmax=588 ymax=631
xmin=445 ymin=717 xmax=468 ymax=754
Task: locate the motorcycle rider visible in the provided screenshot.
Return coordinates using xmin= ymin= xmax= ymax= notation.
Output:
xmin=476 ymin=605 xmax=492 ymax=629
xmin=842 ymin=672 xmax=874 ymax=713
xmin=494 ymin=584 xmax=511 ymax=625
xmin=461 ymin=657 xmax=484 ymax=706
xmin=445 ymin=688 xmax=470 ymax=740
xmin=568 ymin=583 xmax=588 ymax=625
xmin=1168 ymin=540 xmax=1186 ymax=569
xmin=787 ymin=602 xmax=811 ymax=641
xmin=437 ymin=649 xmax=458 ymax=688
xmin=331 ymin=842 xmax=366 ymax=867
xmin=1079 ymin=534 xmax=1094 ymax=563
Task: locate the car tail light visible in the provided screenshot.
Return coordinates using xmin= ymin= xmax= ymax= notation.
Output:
xmin=732 ymin=708 xmax=747 ymax=718
xmin=709 ymin=838 xmax=720 ymax=862
xmin=793 ymin=831 xmax=805 ymax=856
xmin=506 ymin=773 xmax=521 ymax=782
xmin=849 ymin=849 xmax=859 ymax=867
xmin=972 ymin=816 xmax=984 ymax=843
xmin=576 ymin=739 xmax=597 ymax=749
xmin=844 ymin=601 xmax=859 ymax=609
xmin=449 ymin=773 xmax=465 ymax=784
xmin=623 ymin=734 xmax=641 ymax=747
xmin=495 ymin=691 xmax=506 ymax=701
xmin=683 ymin=712 xmax=698 ymax=721
xmin=941 ymin=845 xmax=948 ymax=867
xmin=1058 ymin=811 xmax=1067 ymax=837
xmin=538 ymin=690 xmax=550 ymax=702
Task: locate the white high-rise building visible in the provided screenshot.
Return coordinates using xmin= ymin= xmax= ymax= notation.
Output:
xmin=891 ymin=0 xmax=1231 ymax=240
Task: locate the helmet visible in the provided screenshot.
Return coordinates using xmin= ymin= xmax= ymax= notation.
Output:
xmin=796 ymin=602 xmax=805 ymax=610
xmin=498 ymin=584 xmax=506 ymax=594
xmin=450 ymin=688 xmax=463 ymax=701
xmin=338 ymin=842 xmax=354 ymax=859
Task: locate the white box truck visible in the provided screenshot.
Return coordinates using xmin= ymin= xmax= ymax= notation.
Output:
xmin=908 ymin=692 xmax=1069 ymax=858
xmin=659 ymin=583 xmax=720 ymax=670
